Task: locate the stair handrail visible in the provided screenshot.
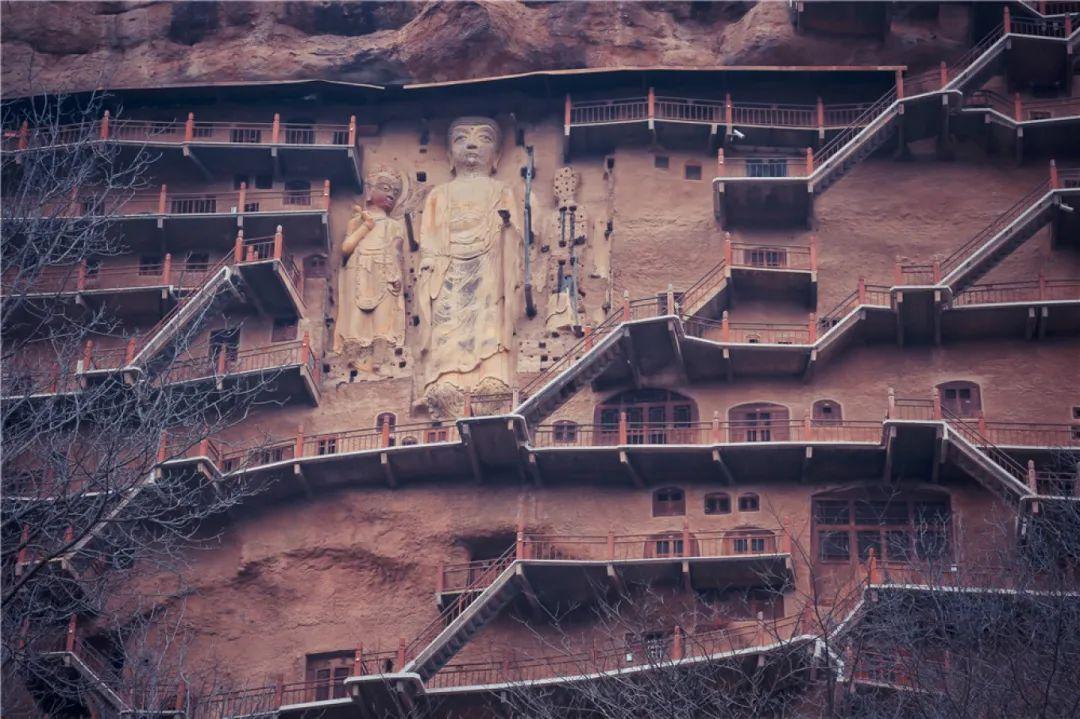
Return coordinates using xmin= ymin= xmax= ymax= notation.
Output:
xmin=937 ymin=177 xmax=1053 ymax=282
xmin=940 ymin=407 xmax=1032 ymax=493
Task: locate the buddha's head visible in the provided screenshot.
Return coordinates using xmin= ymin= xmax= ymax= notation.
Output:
xmin=447 ymin=116 xmax=501 ymax=176
xmin=364 ymin=164 xmax=404 ymax=212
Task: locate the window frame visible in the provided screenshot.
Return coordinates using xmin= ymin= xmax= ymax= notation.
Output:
xmin=737 ymin=493 xmax=760 ymax=512
xmin=704 ymin=492 xmax=731 ymax=515
xmin=652 ymin=487 xmax=686 ymax=517
xmin=812 ymin=494 xmax=952 ymax=564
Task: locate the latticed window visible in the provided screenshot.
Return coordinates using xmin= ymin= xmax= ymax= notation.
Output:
xmin=737 ymin=493 xmax=760 ymax=512
xmin=305 ymin=651 xmax=352 ymax=701
xmin=552 ymin=420 xmax=578 ymax=443
xmin=596 ymin=389 xmax=697 ymax=445
xmin=729 ymin=403 xmax=790 ymax=442
xmin=938 ymin=381 xmax=981 ymax=418
xmin=813 ymin=494 xmax=951 ymax=563
xmin=653 ymin=487 xmax=685 ymax=517
xmin=704 ymin=492 xmax=731 ymax=515
xmin=812 ymin=400 xmax=842 ymax=425
xmin=317 ymin=437 xmax=337 ymax=456
xmin=138 ymin=255 xmax=162 ymax=276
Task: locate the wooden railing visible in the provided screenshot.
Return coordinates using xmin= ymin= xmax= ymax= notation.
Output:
xmin=165 ymin=338 xmax=316 ymax=386
xmin=2 ymin=256 xmax=217 ymax=297
xmin=716 ymin=151 xmax=812 ymax=178
xmin=519 ymin=527 xmax=791 ymax=563
xmin=685 ymin=314 xmax=816 ymax=344
xmin=961 ymin=89 xmax=1080 ymax=122
xmin=817 ymin=281 xmax=892 ymax=331
xmin=531 ymin=419 xmax=884 ymax=448
xmin=568 ymin=97 xmax=648 ymax=125
xmin=4 ymin=112 xmax=358 ymax=153
xmin=729 ymin=239 xmax=815 ymax=271
xmin=952 ymin=277 xmax=1080 ymax=305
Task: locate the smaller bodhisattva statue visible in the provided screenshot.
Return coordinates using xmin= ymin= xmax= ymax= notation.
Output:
xmin=335 ymin=165 xmax=406 ymax=356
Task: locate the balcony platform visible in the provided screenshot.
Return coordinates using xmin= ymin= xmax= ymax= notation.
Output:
xmin=235 ymin=255 xmax=306 ymax=317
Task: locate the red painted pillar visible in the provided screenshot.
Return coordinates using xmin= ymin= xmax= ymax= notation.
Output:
xmin=805 ymin=146 xmax=814 ymax=175
xmin=618 ymin=410 xmax=628 ymax=445
xmin=348 ymin=115 xmax=357 ymax=147
xmin=184 ymin=112 xmax=195 ymax=142
xmin=716 ymin=147 xmax=726 ymax=177
xmin=300 ymin=331 xmax=311 ymax=366
xmin=396 ymin=638 xmax=407 ymax=669
xmin=938 ymin=61 xmax=948 ymax=89
xmin=857 ymin=276 xmax=867 ymax=305
xmin=712 ymin=411 xmax=722 ymax=443
xmin=807 ymin=313 xmax=817 ymax=343
xmin=237 ymin=182 xmax=247 ymax=217
xmin=1003 ymin=7 xmax=1011 ymax=34
xmin=721 ymin=310 xmax=731 ymax=342
xmin=895 ymin=69 xmax=904 ymax=100
xmin=725 ymin=93 xmax=733 ymax=136
xmin=100 ymin=110 xmax=110 ymax=140
xmin=162 ymin=252 xmax=172 ymax=284
xmin=932 ymin=387 xmax=942 ymax=420
xmin=564 ymin=94 xmax=572 ymax=134
xmin=65 ymin=615 xmax=77 ymax=653
xmin=353 ymin=646 xmax=364 ymax=676
xmin=1050 ymin=159 xmax=1060 ymax=189
xmin=621 ymin=290 xmax=631 ymax=322
xmin=82 ymin=340 xmax=93 ymax=370
xmin=273 ymin=225 xmax=284 ymax=260
xmin=234 ymin=230 xmax=245 ymax=263
xmin=271 ymin=113 xmax=281 ymax=144
xmin=583 ymin=325 xmax=594 ymax=350
xmin=977 ymin=410 xmax=987 ymax=437
xmin=516 ymin=517 xmax=526 ymax=560
xmin=931 ymin=259 xmax=941 ymax=284
xmin=809 ymin=234 xmax=818 ymax=272
xmin=1038 ymin=270 xmax=1046 ymax=300
xmin=672 ymin=625 xmax=684 ymax=661
xmin=158 ymin=184 xmax=168 ymax=214
xmin=174 ymin=682 xmax=187 ymax=712
xmin=380 ymin=416 xmax=391 ymax=448
xmin=816 ymin=96 xmax=825 ymax=134
xmin=887 ymin=386 xmax=896 ymax=418
xmin=18 ymin=120 xmax=28 ymax=150
xmin=723 ymin=232 xmax=733 ymax=266
xmin=803 ymin=413 xmax=813 ymax=442
xmin=665 ymin=283 xmax=675 ymax=316
xmin=647 ymin=87 xmax=656 ymax=123
xmin=125 ymin=337 xmax=136 ymax=364
xmin=1014 ymin=93 xmax=1023 ymax=122
xmin=681 ymin=519 xmax=692 ymax=558
xmin=323 ymin=179 xmax=331 ymax=209
xmin=294 ymin=424 xmax=305 ymax=460
xmin=76 ymin=259 xmax=87 ymax=292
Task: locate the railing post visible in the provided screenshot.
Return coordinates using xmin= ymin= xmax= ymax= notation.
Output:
xmin=18 ymin=120 xmax=28 ymax=151
xmin=583 ymin=325 xmax=594 ymax=350
xmin=932 ymin=387 xmax=942 ymax=420
xmin=184 ymin=112 xmax=195 ymax=142
xmin=174 ymin=681 xmax=187 ymax=712
xmin=647 ymin=86 xmax=656 ymax=125
xmin=725 ymin=93 xmax=733 ymax=137
xmin=435 ymin=563 xmax=445 ymax=595
xmin=16 ymin=526 xmax=31 ymax=567
xmin=82 ymin=340 xmax=93 ymax=370
xmin=348 ymin=115 xmax=357 ymax=147
xmin=396 ymin=638 xmax=407 ymax=669
xmin=895 ymin=69 xmax=904 ymax=100
xmin=867 ymin=547 xmax=880 ymax=585
xmin=294 ymin=424 xmax=305 ymax=460
xmin=463 ymin=392 xmax=473 ymax=418
xmin=125 ymin=337 xmax=136 ymax=365
xmin=672 ymin=625 xmax=684 ymax=661
xmin=66 ymin=614 xmax=77 ymax=653
xmin=273 ymin=224 xmax=284 ymax=260
xmin=809 ymin=234 xmax=818 ymax=272
xmin=300 ymin=331 xmax=311 ymax=366
xmin=77 ymin=259 xmax=87 ymax=292
xmin=804 ymin=413 xmax=813 ymax=442
xmin=857 ymin=276 xmax=867 ymax=305
xmin=807 ymin=313 xmax=817 ymax=343
xmin=665 ymin=283 xmax=675 ymax=316
xmin=723 ymin=232 xmax=733 ymax=266
xmin=162 ymin=252 xmax=172 ymax=284
xmin=931 ymin=259 xmax=941 ymax=284
xmin=216 ymin=346 xmax=227 ymax=376
xmin=721 ymin=310 xmax=730 ymax=342
xmin=939 ymin=61 xmax=948 ymax=89
xmin=353 ymin=646 xmax=364 ymax=676
xmin=607 ymin=529 xmax=615 ymax=560
xmin=516 ymin=517 xmax=526 ymax=560
xmin=893 ymin=257 xmax=903 ymax=286
xmin=380 ymin=415 xmax=391 ymax=448
xmin=682 ymin=519 xmax=692 ymax=558
xmin=1066 ymin=14 xmax=1072 ymax=36
xmin=816 ymin=96 xmax=825 ymax=136
xmin=712 ymin=410 xmax=722 ymax=443
xmin=238 ymin=181 xmax=247 ymax=215
xmin=887 ymin=386 xmax=896 ymax=418
xmin=621 ymin=290 xmax=631 ymax=322
xmin=158 ymin=184 xmax=167 ymax=214
xmin=1003 ymin=7 xmax=1011 ymax=34
xmin=717 ymin=147 xmax=725 ymax=177
xmin=755 ymin=611 xmax=766 ymax=645
xmin=1038 ymin=270 xmax=1046 ymax=300
xmin=1049 ymin=159 xmax=1060 ymax=189
xmin=100 ymin=110 xmax=110 ymax=140
xmin=1027 ymin=460 xmax=1037 ymax=492
xmin=977 ymin=410 xmax=987 ymax=437
xmin=157 ymin=433 xmax=169 ymax=464
xmin=323 ymin=179 xmax=332 ymax=209
xmin=805 ymin=146 xmax=814 ymax=175
xmin=618 ymin=410 xmax=628 ymax=445
xmin=234 ymin=230 xmax=244 ymax=263
xmin=271 ymin=113 xmax=281 ymax=145
xmin=1014 ymin=92 xmax=1023 ymax=122
xmin=781 ymin=517 xmax=793 ymax=554
xmin=273 ymin=674 xmax=284 ymax=707
xmin=564 ymin=94 xmax=572 ymax=135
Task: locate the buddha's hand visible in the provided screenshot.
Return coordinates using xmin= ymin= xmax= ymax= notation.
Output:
xmin=360 ymin=210 xmax=376 ymax=229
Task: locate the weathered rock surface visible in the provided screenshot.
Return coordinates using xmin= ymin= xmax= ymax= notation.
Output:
xmin=2 ymin=1 xmax=965 ymax=97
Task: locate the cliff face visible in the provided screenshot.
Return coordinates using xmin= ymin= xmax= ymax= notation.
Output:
xmin=1 ymin=1 xmax=968 ymax=96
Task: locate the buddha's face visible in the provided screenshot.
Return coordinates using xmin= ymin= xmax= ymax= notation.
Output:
xmin=449 ymin=120 xmax=499 ymax=175
xmin=366 ymin=174 xmax=400 ymax=212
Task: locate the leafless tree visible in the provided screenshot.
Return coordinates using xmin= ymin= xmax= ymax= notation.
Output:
xmin=1 ymin=90 xmax=281 ymax=717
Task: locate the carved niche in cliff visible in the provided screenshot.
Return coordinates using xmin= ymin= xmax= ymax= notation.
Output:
xmin=335 ymin=164 xmax=408 ymax=375
xmin=414 ymin=116 xmax=523 ymax=415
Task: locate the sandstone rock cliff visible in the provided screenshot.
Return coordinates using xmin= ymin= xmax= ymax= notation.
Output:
xmin=1 ymin=1 xmax=967 ymax=97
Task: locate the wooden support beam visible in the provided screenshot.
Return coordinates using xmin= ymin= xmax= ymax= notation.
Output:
xmin=524 ymin=451 xmax=543 ymax=487
xmin=801 ymin=446 xmax=813 ymax=483
xmin=933 ymin=290 xmax=943 ymax=346
xmin=606 ymin=563 xmax=625 ymax=595
xmin=723 ymin=347 xmax=733 ymax=382
xmin=667 ymin=318 xmax=687 ymax=383
xmin=293 ymin=462 xmax=312 ymax=497
xmin=882 ymin=425 xmax=897 ymax=482
xmin=932 ymin=426 xmax=948 ymax=484
xmin=711 ymin=449 xmax=734 ymax=484
xmin=459 ymin=423 xmax=484 ymax=483
xmin=622 ymin=333 xmax=642 ymax=388
xmin=1037 ymin=306 xmax=1049 ymax=340
xmin=619 ymin=450 xmax=644 ymax=488
xmin=1025 ymin=306 xmax=1038 ymax=340
xmin=682 ymin=559 xmax=692 ymax=592
xmin=515 ymin=564 xmax=543 ymax=617
xmin=380 ymin=452 xmax=397 ymax=488
xmin=803 ymin=348 xmax=817 ymax=380
xmin=894 ymin=291 xmax=905 ymax=346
